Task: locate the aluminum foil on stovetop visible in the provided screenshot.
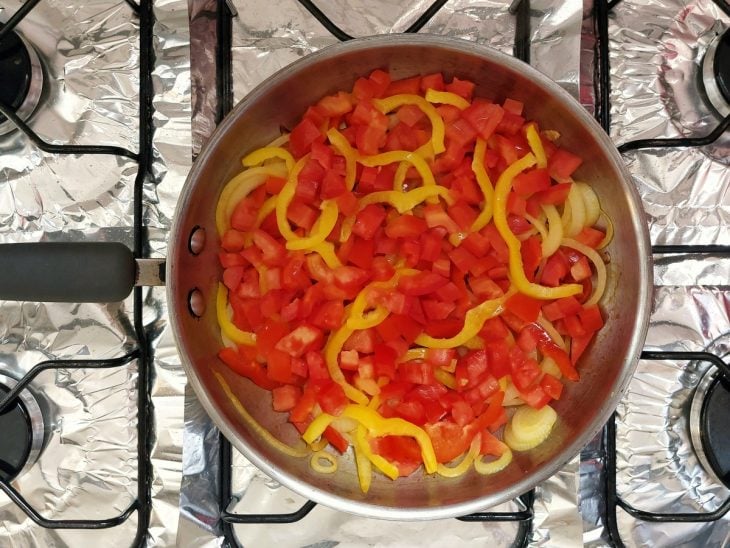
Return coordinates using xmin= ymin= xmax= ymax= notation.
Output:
xmin=182 ymin=1 xmax=586 ymax=546
xmin=606 ymin=0 xmax=729 ymax=246
xmin=0 ymin=0 xmax=192 ymax=546
xmin=577 ymin=1 xmax=730 ymax=546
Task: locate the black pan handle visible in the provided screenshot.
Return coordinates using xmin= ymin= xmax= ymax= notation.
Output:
xmin=0 ymin=242 xmax=135 ymax=302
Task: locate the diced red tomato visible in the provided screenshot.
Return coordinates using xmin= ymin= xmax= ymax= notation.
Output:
xmin=317 ymin=381 xmax=348 ymax=415
xmin=217 ymin=72 xmax=611 ymax=480
xmin=272 ymin=385 xmax=302 ymax=411
xmin=352 ymin=204 xmax=387 ymax=239
xmin=548 ymin=148 xmax=583 ymax=181
xmin=289 ymin=118 xmax=322 ymax=158
xmin=398 ymin=271 xmax=449 ymax=296
xmin=275 ymin=324 xmax=324 ymax=358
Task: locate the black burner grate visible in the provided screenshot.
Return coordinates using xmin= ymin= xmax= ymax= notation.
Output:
xmin=595 ymin=1 xmax=730 ymax=545
xmin=0 ymin=0 xmax=155 ymax=544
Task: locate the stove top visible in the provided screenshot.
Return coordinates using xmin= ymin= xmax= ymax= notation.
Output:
xmin=0 ymin=0 xmax=728 ymax=547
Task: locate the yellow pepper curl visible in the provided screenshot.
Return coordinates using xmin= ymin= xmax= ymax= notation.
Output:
xmin=326 ymin=128 xmax=357 ymax=190
xmin=309 ymin=242 xmax=342 ymax=269
xmin=414 ymin=293 xmax=509 ymax=349
xmin=216 ymin=283 xmax=256 ymax=346
xmin=323 ymin=326 xmax=369 ymax=405
xmin=302 ymin=404 xmax=438 ymax=474
xmin=355 ymin=424 xmax=399 ymax=482
xmin=492 ymin=153 xmax=582 ymax=300
xmin=346 ymin=268 xmax=419 ymax=330
xmin=373 ymin=94 xmax=446 ymax=154
xmin=525 ymin=125 xmax=547 ymax=169
xmin=470 ymin=137 xmax=495 ymax=232
xmin=285 ymin=200 xmax=339 ymax=251
xmin=357 ymin=185 xmax=453 ymax=214
xmin=216 ymin=164 xmax=288 ymax=236
xmin=242 ymin=146 xmax=295 ymax=172
xmin=424 ymin=88 xmax=470 ymax=110
xmin=359 ymin=150 xmax=437 ymax=188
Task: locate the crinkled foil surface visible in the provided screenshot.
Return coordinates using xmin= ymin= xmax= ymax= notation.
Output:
xmin=0 ymin=0 xmax=191 ymax=546
xmin=579 ymin=1 xmax=730 ymax=547
xmin=182 ymin=1 xmax=586 ymax=546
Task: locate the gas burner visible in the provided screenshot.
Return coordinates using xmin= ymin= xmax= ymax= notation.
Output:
xmin=701 ymin=29 xmax=730 ymax=117
xmin=658 ymin=12 xmax=729 ymax=166
xmin=0 ymin=374 xmax=45 ymax=482
xmin=690 ymin=367 xmax=730 ymax=489
xmin=0 ymin=23 xmax=43 ymax=136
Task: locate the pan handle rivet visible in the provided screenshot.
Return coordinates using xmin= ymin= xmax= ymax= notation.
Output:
xmin=188 ymin=288 xmax=205 ymax=318
xmin=188 ymin=226 xmax=206 ymax=255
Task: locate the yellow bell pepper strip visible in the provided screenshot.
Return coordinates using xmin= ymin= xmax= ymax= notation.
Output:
xmin=216 ymin=163 xmax=288 ymax=235
xmin=346 ymin=268 xmax=419 ymax=330
xmin=213 ymin=371 xmax=309 ymax=458
xmin=347 ymin=306 xmax=389 ymax=330
xmin=242 ymin=146 xmax=295 ymax=172
xmin=215 ymin=282 xmax=256 ymax=346
xmin=424 ymin=88 xmax=470 ymax=110
xmin=525 ymin=125 xmax=547 ymax=169
xmin=256 ymin=195 xmax=278 ymax=227
xmin=358 ymin=150 xmax=438 ymax=201
xmin=216 ymin=283 xmax=256 ymax=346
xmin=324 ymin=326 xmax=369 ymax=405
xmin=302 ymin=404 xmax=438 ymax=474
xmin=353 ymin=433 xmax=374 ymax=492
xmin=463 ymin=336 xmax=485 ymax=350
xmin=243 ymin=195 xmax=278 ymax=246
xmin=373 ymin=94 xmax=446 ymax=154
xmin=436 ymin=435 xmax=480 ymax=478
xmin=275 ymin=155 xmax=308 ymax=241
xmin=493 ymin=153 xmax=582 ymax=299
xmin=355 ymin=424 xmax=399 ymax=481
xmin=414 ymin=293 xmax=509 ymax=349
xmin=433 ymin=367 xmax=456 ymax=390
xmin=399 ymin=347 xmax=427 ymax=363
xmin=470 ymin=138 xmax=495 ymax=232
xmin=308 ymin=241 xmax=342 ymax=269
xmin=310 ymin=242 xmax=342 ymax=269
xmin=285 ymin=199 xmax=339 ymax=251
xmin=357 ymin=185 xmax=453 ymax=214
xmin=394 ymin=142 xmax=434 ymax=191
xmin=326 ymin=127 xmax=357 ymax=191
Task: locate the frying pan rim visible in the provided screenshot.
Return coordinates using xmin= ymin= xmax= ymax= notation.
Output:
xmin=167 ymin=33 xmax=653 ymax=520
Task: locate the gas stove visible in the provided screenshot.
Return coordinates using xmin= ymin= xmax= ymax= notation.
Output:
xmin=1 ymin=1 xmax=728 ymax=547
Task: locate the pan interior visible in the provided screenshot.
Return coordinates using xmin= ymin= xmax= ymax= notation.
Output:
xmin=167 ymin=35 xmax=651 ymax=519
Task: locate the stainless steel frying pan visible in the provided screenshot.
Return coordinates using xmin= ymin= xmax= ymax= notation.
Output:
xmin=0 ymin=34 xmax=652 ymax=520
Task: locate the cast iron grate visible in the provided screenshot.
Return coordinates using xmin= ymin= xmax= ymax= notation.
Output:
xmin=215 ymin=1 xmax=535 ymax=546
xmin=0 ymin=0 xmax=155 ymax=545
xmin=595 ymin=1 xmax=730 ymax=546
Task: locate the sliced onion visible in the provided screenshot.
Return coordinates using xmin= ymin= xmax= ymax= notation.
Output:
xmin=504 ymin=405 xmax=557 ymax=451
xmin=437 ymin=436 xmax=480 ymax=478
xmin=540 ymin=356 xmax=562 ymax=379
xmin=576 ymin=182 xmax=600 ymax=227
xmin=310 ymin=450 xmax=338 ymax=474
xmin=561 ymin=238 xmax=607 ymax=306
xmin=597 ymin=210 xmax=614 ymax=249
xmin=541 ymin=204 xmax=563 ymax=257
xmin=525 ymin=212 xmax=548 ymax=241
xmin=565 ymin=184 xmax=585 ymax=237
xmin=537 ymin=313 xmax=566 ymax=350
xmin=474 ymin=447 xmax=513 ymax=475
xmin=213 ymin=371 xmax=309 ymax=458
